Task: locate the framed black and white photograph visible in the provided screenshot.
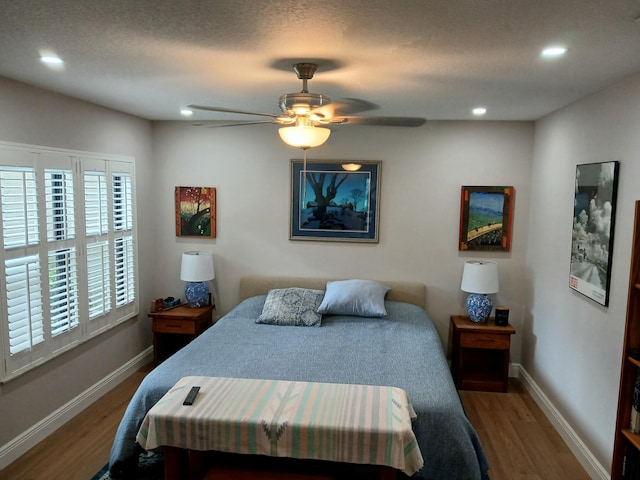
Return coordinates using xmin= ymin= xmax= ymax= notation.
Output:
xmin=290 ymin=160 xmax=380 ymax=242
xmin=569 ymin=161 xmax=620 ymax=306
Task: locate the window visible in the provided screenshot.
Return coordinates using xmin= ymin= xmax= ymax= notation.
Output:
xmin=0 ymin=144 xmax=138 ymax=381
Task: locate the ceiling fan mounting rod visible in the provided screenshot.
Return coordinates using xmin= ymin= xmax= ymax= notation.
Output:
xmin=293 ymin=63 xmax=318 ymax=94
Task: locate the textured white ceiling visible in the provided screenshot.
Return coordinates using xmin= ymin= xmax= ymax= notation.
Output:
xmin=1 ymin=0 xmax=640 ymax=121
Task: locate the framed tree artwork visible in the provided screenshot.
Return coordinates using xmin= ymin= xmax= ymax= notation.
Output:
xmin=175 ymin=186 xmax=216 ymax=237
xmin=569 ymin=161 xmax=619 ymax=306
xmin=459 ymin=186 xmax=515 ymax=251
xmin=290 ymin=160 xmax=380 ymax=242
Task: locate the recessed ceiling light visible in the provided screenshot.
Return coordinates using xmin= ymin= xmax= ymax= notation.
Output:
xmin=39 ymin=50 xmax=65 ymax=70
xmin=41 ymin=56 xmax=63 ymax=65
xmin=40 ymin=55 xmax=63 ymax=65
xmin=472 ymin=107 xmax=487 ymax=116
xmin=541 ymin=46 xmax=568 ymax=58
xmin=180 ymin=108 xmax=193 ymax=117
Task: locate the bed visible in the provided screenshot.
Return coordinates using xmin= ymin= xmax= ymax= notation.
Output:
xmin=108 ymin=275 xmax=490 ymax=479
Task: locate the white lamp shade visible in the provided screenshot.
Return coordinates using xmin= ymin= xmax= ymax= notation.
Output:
xmin=461 ymin=261 xmax=499 ymax=294
xmin=278 ymin=126 xmax=331 ymax=149
xmin=180 ymin=251 xmax=215 ymax=282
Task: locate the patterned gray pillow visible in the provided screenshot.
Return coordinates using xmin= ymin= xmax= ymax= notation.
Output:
xmin=256 ymin=288 xmax=324 ymax=327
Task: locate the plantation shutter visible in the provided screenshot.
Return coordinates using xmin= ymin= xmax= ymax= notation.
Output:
xmin=114 ymin=236 xmax=135 ymax=306
xmin=0 ymin=167 xmax=39 ymax=248
xmin=86 ymin=241 xmax=111 ymax=319
xmin=0 ymin=160 xmax=46 ymax=375
xmin=5 ymin=255 xmax=44 ymax=355
xmin=113 ymin=173 xmax=133 ymax=231
xmin=84 ymin=171 xmax=109 ymax=236
xmin=0 ymin=143 xmax=138 ymax=382
xmin=0 ymin=156 xmax=47 ymax=375
xmin=44 ymin=168 xmax=79 ymax=339
xmin=112 ymin=170 xmax=135 ymax=308
xmin=48 ymin=248 xmax=79 ymax=335
xmin=84 ymin=170 xmax=111 ymax=323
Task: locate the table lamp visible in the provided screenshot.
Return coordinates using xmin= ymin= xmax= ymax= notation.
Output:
xmin=460 ymin=260 xmax=499 ymax=323
xmin=180 ymin=251 xmax=214 ymax=308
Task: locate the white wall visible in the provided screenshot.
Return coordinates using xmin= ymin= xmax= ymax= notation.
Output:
xmin=525 ymin=71 xmax=640 ymax=471
xmin=0 ymin=76 xmax=155 ymax=447
xmin=151 ymin=120 xmax=534 ymax=355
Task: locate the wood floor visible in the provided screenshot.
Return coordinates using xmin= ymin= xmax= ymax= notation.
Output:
xmin=459 ymin=380 xmax=591 ymax=480
xmin=0 ymin=367 xmax=151 ymax=480
xmin=0 ymin=370 xmax=591 ymax=480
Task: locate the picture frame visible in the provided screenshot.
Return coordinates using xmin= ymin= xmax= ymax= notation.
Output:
xmin=459 ymin=186 xmax=515 ymax=251
xmin=175 ymin=186 xmax=216 ymax=237
xmin=569 ymin=161 xmax=620 ymax=306
xmin=290 ymin=160 xmax=380 ymax=242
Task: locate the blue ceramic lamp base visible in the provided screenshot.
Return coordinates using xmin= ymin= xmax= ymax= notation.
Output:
xmin=185 ymin=281 xmax=209 ymax=308
xmin=466 ymin=293 xmax=492 ymax=323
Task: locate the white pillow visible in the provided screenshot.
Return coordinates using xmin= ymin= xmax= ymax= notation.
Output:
xmin=316 ymin=279 xmax=390 ymax=317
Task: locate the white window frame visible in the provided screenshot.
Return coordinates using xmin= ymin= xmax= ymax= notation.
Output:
xmin=0 ymin=142 xmax=138 ymax=382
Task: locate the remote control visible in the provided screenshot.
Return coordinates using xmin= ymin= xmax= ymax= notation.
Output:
xmin=183 ymin=386 xmax=200 ymax=405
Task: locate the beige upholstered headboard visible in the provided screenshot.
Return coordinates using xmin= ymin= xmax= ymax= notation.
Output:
xmin=239 ymin=275 xmax=427 ymax=309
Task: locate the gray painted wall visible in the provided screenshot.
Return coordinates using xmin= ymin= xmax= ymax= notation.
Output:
xmin=525 ymin=71 xmax=640 ymax=470
xmin=0 ymin=76 xmax=155 ymax=445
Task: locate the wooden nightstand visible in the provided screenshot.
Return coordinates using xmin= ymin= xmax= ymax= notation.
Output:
xmin=150 ymin=304 xmax=215 ymax=365
xmin=449 ymin=315 xmax=516 ymax=392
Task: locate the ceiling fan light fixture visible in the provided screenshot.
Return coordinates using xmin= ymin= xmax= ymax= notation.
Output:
xmin=342 ymin=163 xmax=362 ymax=171
xmin=279 ymin=93 xmax=331 ymax=115
xmin=278 ymin=125 xmax=331 ymax=149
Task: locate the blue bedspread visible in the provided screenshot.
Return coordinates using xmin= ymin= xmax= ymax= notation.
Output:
xmin=109 ymin=297 xmax=489 ymax=479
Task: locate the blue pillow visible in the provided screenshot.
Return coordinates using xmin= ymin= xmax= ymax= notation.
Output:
xmin=257 ymin=288 xmax=324 ymax=326
xmin=316 ymin=279 xmax=390 ymax=317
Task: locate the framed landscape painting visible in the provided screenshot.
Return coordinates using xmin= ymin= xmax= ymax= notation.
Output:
xmin=175 ymin=186 xmax=217 ymax=237
xmin=459 ymin=186 xmax=515 ymax=251
xmin=290 ymin=160 xmax=380 ymax=242
xmin=569 ymin=161 xmax=619 ymax=306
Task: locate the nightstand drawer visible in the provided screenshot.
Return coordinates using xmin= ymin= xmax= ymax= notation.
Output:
xmin=460 ymin=332 xmax=510 ymax=349
xmin=153 ymin=318 xmax=196 ymax=334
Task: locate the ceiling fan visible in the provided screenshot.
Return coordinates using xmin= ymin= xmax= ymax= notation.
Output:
xmin=188 ymin=63 xmax=427 ymax=149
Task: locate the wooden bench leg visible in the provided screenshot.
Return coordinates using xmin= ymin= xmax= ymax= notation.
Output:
xmin=188 ymin=450 xmax=206 ymax=480
xmin=164 ymin=446 xmax=183 ymax=480
xmin=379 ymin=466 xmax=399 ymax=480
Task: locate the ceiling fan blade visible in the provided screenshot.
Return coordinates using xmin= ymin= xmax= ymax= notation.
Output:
xmin=193 ymin=120 xmax=276 ymax=128
xmin=311 ymin=98 xmax=379 ymax=118
xmin=334 ymin=115 xmax=427 ymax=127
xmin=188 ymin=104 xmax=280 ymax=118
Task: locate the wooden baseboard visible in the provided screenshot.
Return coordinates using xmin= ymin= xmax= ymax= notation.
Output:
xmin=0 ymin=347 xmax=152 ymax=469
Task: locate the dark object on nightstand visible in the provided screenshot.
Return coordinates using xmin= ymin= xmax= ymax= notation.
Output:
xmin=495 ymin=306 xmax=510 ymax=326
